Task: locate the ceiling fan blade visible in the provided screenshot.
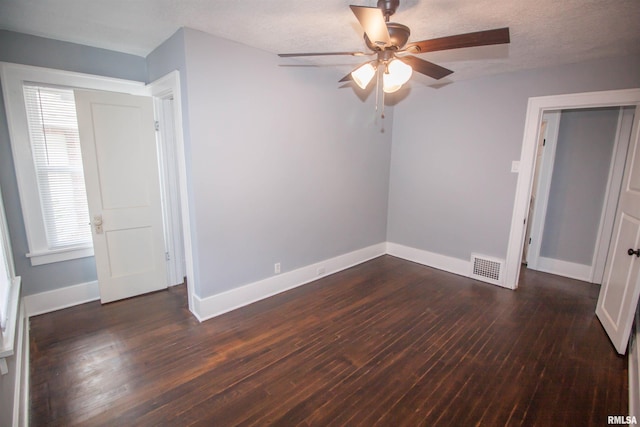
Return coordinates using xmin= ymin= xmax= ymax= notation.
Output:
xmin=350 ymin=5 xmax=391 ymax=47
xmin=278 ymin=51 xmax=368 ymax=58
xmin=339 ymin=72 xmax=353 ymax=83
xmin=399 ymin=56 xmax=453 ymax=80
xmin=405 ymin=27 xmax=510 ymax=54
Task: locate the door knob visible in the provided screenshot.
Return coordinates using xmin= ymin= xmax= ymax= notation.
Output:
xmin=629 ymin=248 xmax=640 ymax=257
xmin=93 ymin=214 xmax=103 ymax=234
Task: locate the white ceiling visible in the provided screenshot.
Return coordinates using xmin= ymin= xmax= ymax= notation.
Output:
xmin=1 ymin=0 xmax=639 ymax=83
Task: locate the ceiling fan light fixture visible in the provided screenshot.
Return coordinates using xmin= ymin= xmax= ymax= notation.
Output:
xmin=387 ymin=59 xmax=413 ymax=85
xmin=382 ymin=59 xmax=412 ymax=93
xmin=351 ymin=62 xmax=376 ymax=89
xmin=382 ymin=75 xmax=401 ymax=93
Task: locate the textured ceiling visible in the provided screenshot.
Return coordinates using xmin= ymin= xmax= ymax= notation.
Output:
xmin=1 ymin=0 xmax=639 ymax=83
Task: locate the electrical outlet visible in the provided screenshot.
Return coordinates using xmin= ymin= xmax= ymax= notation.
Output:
xmin=317 ymin=266 xmax=325 ymax=276
xmin=274 ymin=263 xmax=281 ymax=274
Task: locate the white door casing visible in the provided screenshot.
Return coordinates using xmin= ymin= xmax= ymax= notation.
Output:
xmin=596 ymin=104 xmax=640 ymax=355
xmin=147 ymin=70 xmax=196 ymax=315
xmin=75 ymin=90 xmax=167 ymax=303
xmin=505 ymin=89 xmax=640 ymax=290
xmin=154 ymin=96 xmax=186 ymax=287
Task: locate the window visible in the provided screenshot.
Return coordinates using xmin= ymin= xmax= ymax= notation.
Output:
xmin=22 ymin=85 xmax=92 ymax=250
xmin=0 ymin=62 xmax=148 ymax=265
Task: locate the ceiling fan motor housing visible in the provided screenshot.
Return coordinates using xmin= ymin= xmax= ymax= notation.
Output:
xmin=365 ymin=22 xmax=410 ymax=51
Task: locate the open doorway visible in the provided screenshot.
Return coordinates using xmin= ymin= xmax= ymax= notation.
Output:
xmin=504 ymin=88 xmax=640 ymax=290
xmin=522 ymin=106 xmax=634 ymax=283
xmin=0 ymin=63 xmax=195 ymax=314
xmin=521 ymin=112 xmax=557 ymax=265
xmin=148 ymin=71 xmax=196 ymax=314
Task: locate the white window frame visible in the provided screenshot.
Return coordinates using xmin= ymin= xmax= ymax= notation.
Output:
xmin=0 ymin=62 xmax=149 ymax=265
xmin=0 ymin=182 xmax=21 ymax=362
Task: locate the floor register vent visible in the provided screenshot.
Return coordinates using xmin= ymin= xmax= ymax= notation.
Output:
xmin=470 ymin=254 xmax=504 ymax=285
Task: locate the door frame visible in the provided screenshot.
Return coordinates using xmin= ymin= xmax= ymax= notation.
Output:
xmin=504 ymin=88 xmax=640 ymax=289
xmin=149 ymin=77 xmax=186 ymax=288
xmin=526 ymin=107 xmax=633 ymax=283
xmin=0 ymin=63 xmax=197 ymax=314
xmin=147 ymin=72 xmax=196 ymax=314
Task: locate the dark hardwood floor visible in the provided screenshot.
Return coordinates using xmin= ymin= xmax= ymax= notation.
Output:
xmin=29 ymin=255 xmax=628 ymax=426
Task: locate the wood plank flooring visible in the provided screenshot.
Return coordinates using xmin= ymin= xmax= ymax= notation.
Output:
xmin=29 ymin=255 xmax=628 ymax=426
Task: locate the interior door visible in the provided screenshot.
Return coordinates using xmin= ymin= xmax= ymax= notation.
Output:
xmin=523 ymin=119 xmax=548 ymax=263
xmin=596 ymin=105 xmax=640 ymax=354
xmin=75 ymin=90 xmax=167 ymax=303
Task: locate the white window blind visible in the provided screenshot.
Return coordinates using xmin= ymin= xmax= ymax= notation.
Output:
xmin=22 ymin=85 xmax=92 ymax=250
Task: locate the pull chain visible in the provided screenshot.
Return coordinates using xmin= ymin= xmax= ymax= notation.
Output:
xmin=375 ymin=65 xmax=380 ymax=115
xmin=374 ymin=63 xmax=386 ymax=121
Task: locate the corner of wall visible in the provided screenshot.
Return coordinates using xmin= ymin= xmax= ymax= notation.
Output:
xmin=191 ymin=243 xmax=387 ymax=322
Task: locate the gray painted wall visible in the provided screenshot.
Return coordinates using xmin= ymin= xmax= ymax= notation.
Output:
xmin=2 ymin=26 xmax=639 ymax=299
xmin=0 ymin=30 xmax=147 ymax=295
xmin=0 ymin=30 xmax=147 ymax=81
xmin=387 ymin=54 xmax=640 ymax=263
xmin=176 ymin=28 xmax=392 ymax=297
xmin=540 ymin=107 xmax=619 ymax=265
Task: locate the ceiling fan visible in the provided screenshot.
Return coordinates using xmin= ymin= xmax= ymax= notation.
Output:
xmin=278 ymin=0 xmax=510 ymax=94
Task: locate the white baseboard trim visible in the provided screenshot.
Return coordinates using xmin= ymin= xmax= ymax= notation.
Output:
xmin=22 ymin=241 xmax=517 ymax=323
xmin=386 ymin=242 xmax=515 ymax=290
xmin=386 ymin=242 xmax=471 ymax=278
xmin=192 ymin=243 xmax=387 ymax=322
xmin=535 ymin=257 xmax=592 ymax=282
xmin=24 ymin=280 xmax=99 ymax=317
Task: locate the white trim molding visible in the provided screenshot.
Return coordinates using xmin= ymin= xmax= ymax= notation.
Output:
xmin=27 ymin=246 xmax=94 ymax=266
xmin=535 ymin=257 xmax=593 ymax=283
xmin=18 ymin=304 xmax=29 ymax=427
xmin=192 ymin=243 xmax=387 ymax=322
xmin=24 ymin=280 xmax=99 ymax=317
xmin=147 ymin=71 xmax=195 ymax=312
xmin=505 ymin=88 xmax=640 ymax=290
xmin=386 ymin=242 xmax=471 ymax=279
xmin=0 ymin=277 xmax=21 ymax=360
xmin=21 ymin=239 xmax=526 ymax=323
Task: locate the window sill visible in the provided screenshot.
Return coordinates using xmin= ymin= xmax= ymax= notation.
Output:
xmin=27 ymin=246 xmax=94 ymax=266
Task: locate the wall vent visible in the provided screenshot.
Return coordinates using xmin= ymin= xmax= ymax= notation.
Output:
xmin=470 ymin=254 xmax=504 ymax=285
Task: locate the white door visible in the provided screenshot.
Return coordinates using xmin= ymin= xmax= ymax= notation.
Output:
xmin=75 ymin=90 xmax=167 ymax=303
xmin=523 ymin=119 xmax=548 ymax=263
xmin=596 ymin=105 xmax=640 ymax=354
